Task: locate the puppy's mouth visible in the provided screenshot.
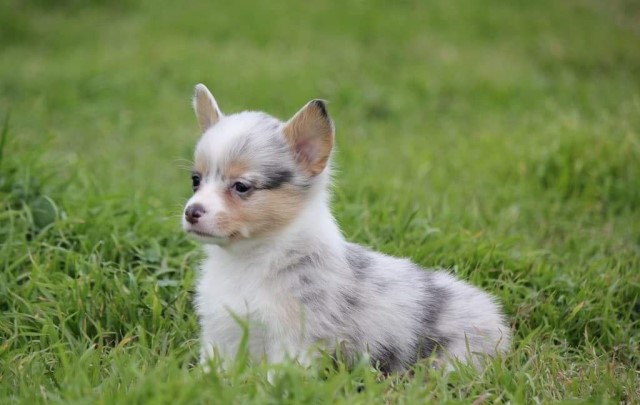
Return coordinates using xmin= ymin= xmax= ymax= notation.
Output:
xmin=186 ymin=228 xmax=244 ymax=245
xmin=187 ymin=229 xmax=218 ymax=238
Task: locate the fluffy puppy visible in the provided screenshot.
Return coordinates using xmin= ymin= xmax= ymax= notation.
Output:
xmin=182 ymin=84 xmax=510 ymax=373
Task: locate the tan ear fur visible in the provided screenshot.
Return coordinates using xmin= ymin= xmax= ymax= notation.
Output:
xmin=193 ymin=83 xmax=222 ymax=132
xmin=283 ymin=100 xmax=334 ymax=176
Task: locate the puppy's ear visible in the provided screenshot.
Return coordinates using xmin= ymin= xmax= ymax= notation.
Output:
xmin=193 ymin=83 xmax=222 ymax=132
xmin=283 ymin=100 xmax=334 ymax=176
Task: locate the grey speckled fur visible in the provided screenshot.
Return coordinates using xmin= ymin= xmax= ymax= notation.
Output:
xmin=263 ymin=242 xmax=510 ymax=372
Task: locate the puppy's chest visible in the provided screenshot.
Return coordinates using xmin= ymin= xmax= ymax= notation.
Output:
xmin=197 ymin=264 xmax=304 ymax=330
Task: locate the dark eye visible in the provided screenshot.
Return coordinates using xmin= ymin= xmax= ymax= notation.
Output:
xmin=232 ymin=181 xmax=251 ymax=194
xmin=191 ymin=174 xmax=201 ymax=191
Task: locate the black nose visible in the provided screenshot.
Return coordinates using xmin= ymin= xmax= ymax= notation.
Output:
xmin=185 ymin=203 xmax=206 ymax=224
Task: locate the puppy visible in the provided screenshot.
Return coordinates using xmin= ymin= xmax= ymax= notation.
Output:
xmin=182 ymin=83 xmax=510 ymax=373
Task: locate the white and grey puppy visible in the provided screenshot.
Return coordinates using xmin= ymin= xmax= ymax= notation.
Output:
xmin=182 ymin=83 xmax=510 ymax=373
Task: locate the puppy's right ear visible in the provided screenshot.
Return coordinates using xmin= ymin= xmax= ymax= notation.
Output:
xmin=193 ymin=83 xmax=222 ymax=132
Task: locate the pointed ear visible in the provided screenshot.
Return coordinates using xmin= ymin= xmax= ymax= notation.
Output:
xmin=193 ymin=83 xmax=222 ymax=132
xmin=283 ymin=100 xmax=334 ymax=176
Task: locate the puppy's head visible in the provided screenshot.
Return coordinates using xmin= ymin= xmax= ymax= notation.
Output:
xmin=182 ymin=83 xmax=334 ymax=246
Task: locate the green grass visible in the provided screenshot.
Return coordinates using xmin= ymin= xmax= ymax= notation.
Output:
xmin=1 ymin=0 xmax=639 ymax=402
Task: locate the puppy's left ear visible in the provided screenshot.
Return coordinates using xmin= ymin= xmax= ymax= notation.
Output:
xmin=283 ymin=100 xmax=334 ymax=176
xmin=193 ymin=83 xmax=223 ymax=133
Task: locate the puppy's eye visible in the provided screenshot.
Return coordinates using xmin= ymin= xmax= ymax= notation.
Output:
xmin=232 ymin=181 xmax=251 ymax=194
xmin=191 ymin=174 xmax=201 ymax=191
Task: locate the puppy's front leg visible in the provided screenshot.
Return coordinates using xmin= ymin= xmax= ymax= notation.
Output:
xmin=266 ymin=340 xmax=313 ymax=384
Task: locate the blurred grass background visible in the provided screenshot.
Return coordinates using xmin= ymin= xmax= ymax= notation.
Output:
xmin=1 ymin=0 xmax=639 ymax=403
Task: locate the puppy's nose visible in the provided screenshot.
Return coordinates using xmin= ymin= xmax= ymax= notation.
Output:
xmin=185 ymin=203 xmax=206 ymax=224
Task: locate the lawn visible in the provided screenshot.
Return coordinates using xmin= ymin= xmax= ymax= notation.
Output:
xmin=1 ymin=0 xmax=639 ymax=403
